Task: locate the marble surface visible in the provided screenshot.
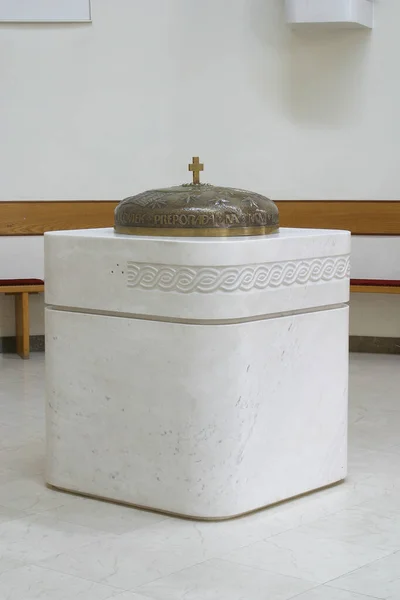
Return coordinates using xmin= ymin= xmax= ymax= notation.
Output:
xmin=44 ymin=227 xmax=350 ymax=519
xmin=44 ymin=227 xmax=350 ymax=321
xmin=45 ymin=304 xmax=349 ymax=519
xmin=1 ymin=352 xmax=400 ymax=599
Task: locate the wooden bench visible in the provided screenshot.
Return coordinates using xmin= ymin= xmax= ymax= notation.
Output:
xmin=350 ymin=279 xmax=400 ymax=295
xmin=0 ymin=279 xmax=44 ymax=359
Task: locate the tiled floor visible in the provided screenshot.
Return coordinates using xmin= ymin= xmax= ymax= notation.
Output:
xmin=0 ymin=353 xmax=399 ymax=599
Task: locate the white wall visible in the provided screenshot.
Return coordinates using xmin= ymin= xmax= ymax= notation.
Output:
xmin=1 ymin=0 xmax=400 ymax=200
xmin=350 ymin=294 xmax=400 ymax=338
xmin=1 ymin=0 xmax=399 ymax=338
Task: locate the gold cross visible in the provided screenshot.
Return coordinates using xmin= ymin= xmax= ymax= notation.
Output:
xmin=188 ymin=156 xmax=204 ymax=185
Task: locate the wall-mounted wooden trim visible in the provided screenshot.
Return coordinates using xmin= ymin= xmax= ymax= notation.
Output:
xmin=0 ymin=201 xmax=117 ymax=235
xmin=277 ymin=201 xmax=400 ymax=235
xmin=350 ymin=285 xmax=400 ymax=295
xmin=1 ymin=200 xmax=400 ymax=236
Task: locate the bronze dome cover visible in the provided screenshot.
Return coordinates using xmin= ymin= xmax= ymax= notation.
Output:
xmin=114 ymin=157 xmax=279 ymax=237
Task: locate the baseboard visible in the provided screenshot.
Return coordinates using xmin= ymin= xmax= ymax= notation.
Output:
xmin=0 ymin=335 xmax=45 ymax=353
xmin=350 ymin=336 xmax=400 ymax=355
xmin=1 ymin=335 xmax=398 ymax=355
xmin=0 ymin=335 xmax=400 ymax=354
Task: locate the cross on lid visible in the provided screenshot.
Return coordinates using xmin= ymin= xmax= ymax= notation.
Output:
xmin=188 ymin=156 xmax=204 ymax=185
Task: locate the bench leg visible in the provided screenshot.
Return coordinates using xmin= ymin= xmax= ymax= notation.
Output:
xmin=15 ymin=292 xmax=30 ymax=359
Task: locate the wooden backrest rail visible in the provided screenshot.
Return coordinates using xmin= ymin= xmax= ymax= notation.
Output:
xmin=1 ymin=200 xmax=400 ymax=236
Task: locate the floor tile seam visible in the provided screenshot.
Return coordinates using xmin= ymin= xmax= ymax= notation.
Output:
xmin=0 ymin=562 xmax=38 ymax=579
xmin=9 ymin=539 xmax=114 ymax=570
xmin=0 ymin=504 xmax=28 ymax=523
xmin=288 ymin=585 xmax=381 ymax=600
xmin=260 ymin=497 xmax=378 ymax=543
xmin=111 ymin=593 xmax=147 ymax=600
xmin=347 ymin=471 xmax=400 ymax=484
xmin=209 ymin=556 xmax=320 ymax=587
xmin=131 ymin=556 xmax=216 ymax=595
xmin=29 ymin=531 xmax=124 ymax=567
xmin=348 ymin=503 xmax=400 ymax=522
xmin=227 ymin=490 xmax=393 ymax=545
xmin=133 ymin=548 xmax=321 ymax=600
xmin=0 ymin=560 xmax=29 ymax=578
xmin=362 ymin=446 xmax=400 ymax=458
xmin=0 ymin=501 xmax=66 ymax=517
xmin=299 ymin=520 xmax=400 ymax=553
xmin=129 ymin=586 xmax=175 ymax=600
xmin=28 ymin=561 xmax=127 ymax=592
xmin=347 ymin=455 xmax=400 ymax=468
xmin=28 ymin=517 xmax=190 ymax=583
xmin=323 ymin=582 xmax=385 ymax=599
xmin=130 ymin=548 xmax=279 ymax=595
xmin=290 ymin=502 xmax=394 ymax=534
xmin=353 ymin=497 xmax=400 ymax=515
xmin=257 ymin=503 xmax=375 ymax=543
xmin=320 ymin=550 xmax=399 ymax=593
xmin=131 ymin=555 xmax=319 ymax=597
xmin=249 ymin=532 xmax=396 ymax=558
xmin=322 ymin=499 xmax=397 ymax=520
xmin=35 ymin=509 xmax=171 ymax=536
xmin=33 ymin=512 xmax=121 ymax=531
xmin=217 ymin=542 xmax=395 ymax=587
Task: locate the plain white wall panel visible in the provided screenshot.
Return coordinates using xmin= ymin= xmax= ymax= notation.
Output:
xmin=0 ymin=0 xmax=91 ymax=22
xmin=0 ymin=237 xmax=44 ymax=280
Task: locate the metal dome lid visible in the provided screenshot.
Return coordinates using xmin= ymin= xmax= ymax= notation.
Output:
xmin=114 ymin=157 xmax=279 ymax=237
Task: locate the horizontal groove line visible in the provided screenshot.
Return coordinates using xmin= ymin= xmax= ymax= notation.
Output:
xmin=45 ymin=303 xmax=348 ymax=325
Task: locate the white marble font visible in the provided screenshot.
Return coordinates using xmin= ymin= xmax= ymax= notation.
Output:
xmin=45 ymin=228 xmax=350 ymax=520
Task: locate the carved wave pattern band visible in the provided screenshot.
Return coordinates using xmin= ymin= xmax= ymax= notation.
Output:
xmin=126 ymin=256 xmax=350 ymax=294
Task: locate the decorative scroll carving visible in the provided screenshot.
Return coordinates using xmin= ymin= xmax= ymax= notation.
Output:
xmin=127 ymin=256 xmax=350 ymax=294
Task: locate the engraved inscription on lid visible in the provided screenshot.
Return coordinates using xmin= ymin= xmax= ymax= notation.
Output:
xmin=114 ymin=157 xmax=279 ymax=237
